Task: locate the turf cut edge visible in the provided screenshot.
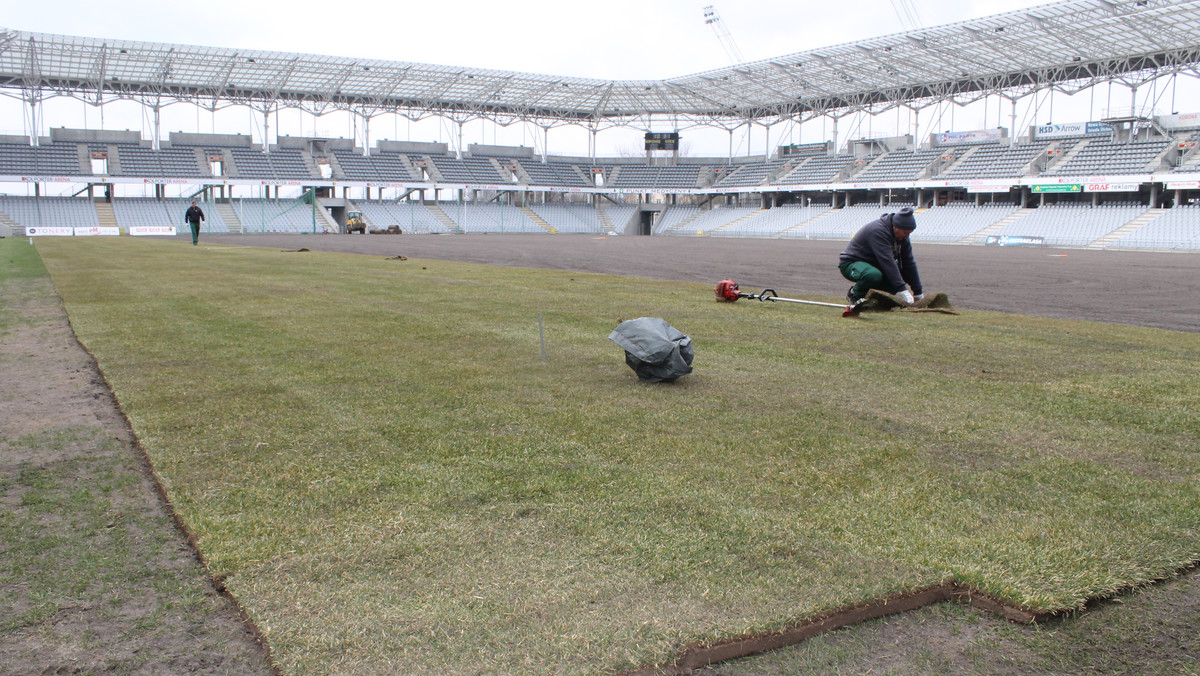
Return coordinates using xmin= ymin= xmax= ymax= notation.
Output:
xmin=58 ymin=306 xmax=284 ymax=676
xmin=620 ymin=565 xmax=1200 ymax=675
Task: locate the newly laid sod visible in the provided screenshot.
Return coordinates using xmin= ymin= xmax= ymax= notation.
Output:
xmin=35 ymin=237 xmax=1200 ymax=674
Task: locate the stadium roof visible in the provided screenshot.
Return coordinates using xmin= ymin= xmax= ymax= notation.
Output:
xmin=2 ymin=0 xmax=1199 ymax=128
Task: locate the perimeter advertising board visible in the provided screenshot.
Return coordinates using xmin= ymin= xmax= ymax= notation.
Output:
xmin=25 ymin=227 xmax=74 ymax=236
xmin=129 ymin=226 xmax=178 ymax=236
xmin=73 ymin=226 xmax=120 ymax=236
xmin=985 ymin=235 xmax=1044 ymax=246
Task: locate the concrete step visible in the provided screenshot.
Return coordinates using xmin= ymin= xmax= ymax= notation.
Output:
xmin=520 ymin=206 xmax=556 ymax=233
xmin=1088 ymin=208 xmax=1166 ymax=249
xmin=216 ymin=202 xmax=242 ymax=234
xmin=960 ymin=208 xmax=1033 ymax=244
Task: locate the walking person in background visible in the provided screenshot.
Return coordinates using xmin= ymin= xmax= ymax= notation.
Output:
xmin=838 ymin=206 xmax=924 ymax=305
xmin=184 ymin=200 xmax=205 ymax=246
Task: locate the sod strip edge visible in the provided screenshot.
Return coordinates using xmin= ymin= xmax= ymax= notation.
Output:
xmin=58 ymin=304 xmax=285 ymax=676
xmin=618 ymin=567 xmax=1200 ymax=676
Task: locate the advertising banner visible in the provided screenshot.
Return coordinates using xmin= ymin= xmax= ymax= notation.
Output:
xmin=25 ymin=226 xmax=74 ymax=236
xmin=932 ymin=129 xmax=1004 ymax=146
xmin=985 ymin=235 xmax=1044 ymax=246
xmin=1156 ymin=112 xmax=1200 ymax=130
xmin=129 ymin=226 xmax=178 ymax=236
xmin=73 ymin=226 xmax=121 ymax=236
xmin=1033 ymin=121 xmax=1112 ymax=139
xmin=966 ymin=183 xmax=1013 ymax=193
xmin=1084 ymin=182 xmax=1140 ymax=192
xmin=1032 ymin=184 xmax=1082 ymax=193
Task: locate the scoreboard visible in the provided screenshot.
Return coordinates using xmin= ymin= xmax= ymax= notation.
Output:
xmin=644 ymin=132 xmax=680 ymax=151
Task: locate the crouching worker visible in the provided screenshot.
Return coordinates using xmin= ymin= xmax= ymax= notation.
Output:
xmin=838 ymin=206 xmax=924 ymax=305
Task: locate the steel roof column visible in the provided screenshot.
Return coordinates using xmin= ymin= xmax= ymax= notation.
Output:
xmin=363 ymin=113 xmax=372 ymax=157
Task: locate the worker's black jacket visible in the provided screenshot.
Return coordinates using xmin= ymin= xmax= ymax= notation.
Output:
xmin=184 ymin=205 xmax=205 ymax=224
xmin=839 ymin=213 xmax=923 ymax=295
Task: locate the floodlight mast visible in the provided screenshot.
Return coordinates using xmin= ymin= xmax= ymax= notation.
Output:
xmin=702 ymin=5 xmax=745 ymax=66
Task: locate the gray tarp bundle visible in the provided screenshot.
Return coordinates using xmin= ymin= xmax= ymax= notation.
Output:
xmin=608 ymin=317 xmax=694 ymax=382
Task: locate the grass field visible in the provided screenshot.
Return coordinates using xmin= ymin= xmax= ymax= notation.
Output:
xmin=31 ymin=236 xmax=1200 ymax=674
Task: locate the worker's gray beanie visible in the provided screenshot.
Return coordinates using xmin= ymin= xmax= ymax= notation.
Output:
xmin=891 ymin=207 xmax=916 ymax=231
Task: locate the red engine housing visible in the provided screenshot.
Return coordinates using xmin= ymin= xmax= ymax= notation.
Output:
xmin=715 ymin=279 xmax=741 ymax=302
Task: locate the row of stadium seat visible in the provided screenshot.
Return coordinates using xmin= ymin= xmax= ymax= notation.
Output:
xmin=2 ymin=195 xmax=1196 ymax=249
xmin=4 ymin=134 xmax=1198 ymax=187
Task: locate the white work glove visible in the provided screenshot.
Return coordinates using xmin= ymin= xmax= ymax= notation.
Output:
xmin=914 ymin=292 xmax=925 ymax=303
xmin=897 ymin=289 xmax=915 ymax=305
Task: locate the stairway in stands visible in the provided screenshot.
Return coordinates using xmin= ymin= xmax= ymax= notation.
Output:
xmin=94 ymin=202 xmax=118 ymax=230
xmin=960 ymin=208 xmax=1032 ymax=244
xmin=217 ymin=202 xmax=243 ymax=233
xmin=596 ymin=204 xmax=616 ymax=233
xmin=0 ymin=210 xmax=21 ymax=236
xmin=425 ymin=203 xmax=462 ymax=233
xmin=1088 ymin=208 xmax=1165 ymax=249
xmin=520 ymin=207 xmax=556 ymax=233
xmin=708 ymin=209 xmax=766 ymax=235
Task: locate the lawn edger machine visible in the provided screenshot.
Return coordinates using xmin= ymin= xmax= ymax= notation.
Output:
xmin=714 ymin=279 xmax=955 ymax=317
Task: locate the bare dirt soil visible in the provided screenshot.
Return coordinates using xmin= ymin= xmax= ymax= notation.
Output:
xmin=3 ymin=233 xmax=1196 ymax=675
xmin=0 ymin=269 xmax=275 ymax=675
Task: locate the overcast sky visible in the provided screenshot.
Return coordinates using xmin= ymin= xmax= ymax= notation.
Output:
xmin=3 ymin=0 xmax=1192 ymax=158
xmin=6 ymin=0 xmax=1056 ymax=79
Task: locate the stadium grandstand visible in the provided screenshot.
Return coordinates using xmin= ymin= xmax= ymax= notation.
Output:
xmin=2 ymin=0 xmax=1200 ymax=250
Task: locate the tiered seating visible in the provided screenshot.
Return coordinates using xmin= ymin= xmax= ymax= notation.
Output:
xmin=527 ymin=204 xmax=605 ymax=233
xmin=1042 ymin=139 xmax=1168 ymax=176
xmin=513 ymin=160 xmax=593 ymax=188
xmin=662 ymin=206 xmax=758 ymax=234
xmin=427 ymin=156 xmax=506 ymax=183
xmin=983 ymin=203 xmax=1147 ymax=246
xmin=227 ymin=148 xmax=274 ymax=177
xmin=608 ymin=165 xmax=703 ymax=190
xmin=852 ymin=148 xmax=946 ymax=182
xmin=907 ymin=203 xmax=1019 ymax=243
xmin=267 ymin=148 xmax=313 ymax=178
xmin=112 ymin=198 xmax=228 ymax=232
xmin=229 ymin=148 xmax=314 ymax=179
xmin=1169 ymin=134 xmax=1200 ymax=173
xmin=233 ymin=198 xmax=323 ymax=233
xmin=1110 ymin=203 xmax=1200 ymax=250
xmin=0 ymin=142 xmax=86 ymax=175
xmin=353 ymin=200 xmax=451 ymax=233
xmin=1173 ymin=154 xmax=1200 ymax=173
xmin=776 ymin=155 xmax=856 ymax=184
xmin=938 ymin=141 xmax=1048 ymax=179
xmin=0 ymin=196 xmax=98 ymax=227
xmin=712 ymin=159 xmax=789 ymax=188
xmin=114 ymin=145 xmax=205 ymax=177
xmin=708 ymin=204 xmax=834 ymax=237
xmin=601 ymin=204 xmax=637 ymax=232
xmin=653 ymin=205 xmax=700 ymax=234
xmin=188 ymin=147 xmax=228 ymax=175
xmin=332 ymin=150 xmax=419 ymax=181
xmin=782 ymin=204 xmax=903 ymax=239
xmin=442 ymin=203 xmax=540 ymax=232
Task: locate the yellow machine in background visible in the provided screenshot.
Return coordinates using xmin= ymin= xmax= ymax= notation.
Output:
xmin=346 ymin=210 xmax=366 ymax=234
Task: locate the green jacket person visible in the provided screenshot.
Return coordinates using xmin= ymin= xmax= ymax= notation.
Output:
xmin=184 ymin=200 xmax=205 ymax=245
xmin=838 ymin=207 xmax=924 ymax=305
